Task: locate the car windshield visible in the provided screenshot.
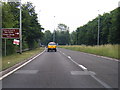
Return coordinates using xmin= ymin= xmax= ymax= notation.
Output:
xmin=48 ymin=43 xmax=56 ymax=45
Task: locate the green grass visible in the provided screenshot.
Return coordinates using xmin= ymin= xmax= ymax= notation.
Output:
xmin=59 ymin=44 xmax=119 ymax=59
xmin=1 ymin=47 xmax=45 ymax=71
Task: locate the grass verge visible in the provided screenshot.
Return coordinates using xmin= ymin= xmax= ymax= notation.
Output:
xmin=2 ymin=47 xmax=45 ymax=71
xmin=59 ymin=44 xmax=119 ymax=60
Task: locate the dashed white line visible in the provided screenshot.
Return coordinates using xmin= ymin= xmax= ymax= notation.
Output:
xmin=68 ymin=55 xmax=89 ymax=70
xmin=68 ymin=56 xmax=71 ymax=59
xmin=60 ymin=50 xmax=87 ymax=70
xmin=79 ymin=65 xmax=87 ymax=70
xmin=68 ymin=55 xmax=87 ymax=70
xmin=59 ymin=50 xmax=113 ymax=89
xmin=67 ymin=56 xmax=80 ymax=66
xmin=63 ymin=53 xmax=65 ymax=55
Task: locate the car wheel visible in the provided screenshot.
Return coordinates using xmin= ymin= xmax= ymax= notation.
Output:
xmin=55 ymin=49 xmax=57 ymax=52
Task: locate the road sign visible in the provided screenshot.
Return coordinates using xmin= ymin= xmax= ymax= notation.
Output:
xmin=13 ymin=39 xmax=20 ymax=45
xmin=1 ymin=28 xmax=20 ymax=39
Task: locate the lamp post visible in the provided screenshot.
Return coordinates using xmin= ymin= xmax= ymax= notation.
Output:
xmin=19 ymin=0 xmax=22 ymax=54
xmin=38 ymin=10 xmax=41 ymax=46
xmin=53 ymin=16 xmax=55 ymax=42
xmin=97 ymin=10 xmax=100 ymax=45
xmin=0 ymin=1 xmax=2 ymax=81
xmin=118 ymin=1 xmax=120 ymax=8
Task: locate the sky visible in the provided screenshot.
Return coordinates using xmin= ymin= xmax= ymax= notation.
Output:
xmin=21 ymin=0 xmax=119 ymax=32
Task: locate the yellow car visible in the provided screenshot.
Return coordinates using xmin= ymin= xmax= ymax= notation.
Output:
xmin=47 ymin=42 xmax=57 ymax=52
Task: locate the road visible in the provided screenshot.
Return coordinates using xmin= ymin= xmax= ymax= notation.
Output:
xmin=2 ymin=48 xmax=119 ymax=89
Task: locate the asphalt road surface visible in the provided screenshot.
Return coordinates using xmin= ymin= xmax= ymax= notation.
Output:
xmin=2 ymin=48 xmax=119 ymax=89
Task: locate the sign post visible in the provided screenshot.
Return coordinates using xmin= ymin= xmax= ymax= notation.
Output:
xmin=19 ymin=0 xmax=22 ymax=54
xmin=5 ymin=39 xmax=6 ymax=56
xmin=1 ymin=28 xmax=20 ymax=56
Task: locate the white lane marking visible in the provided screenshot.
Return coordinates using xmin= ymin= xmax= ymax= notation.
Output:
xmin=59 ymin=50 xmax=88 ymax=71
xmin=0 ymin=49 xmax=45 ymax=80
xmin=79 ymin=65 xmax=87 ymax=70
xmin=67 ymin=56 xmax=80 ymax=67
xmin=68 ymin=55 xmax=88 ymax=70
xmin=62 ymin=53 xmax=65 ymax=55
xmin=58 ymin=48 xmax=119 ymax=62
xmin=68 ymin=56 xmax=71 ymax=59
xmin=71 ymin=71 xmax=96 ymax=76
xmin=15 ymin=70 xmax=38 ymax=74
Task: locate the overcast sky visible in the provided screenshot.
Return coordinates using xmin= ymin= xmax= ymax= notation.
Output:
xmin=21 ymin=0 xmax=119 ymax=32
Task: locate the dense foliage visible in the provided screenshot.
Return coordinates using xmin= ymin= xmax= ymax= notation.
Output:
xmin=2 ymin=2 xmax=43 ymax=56
xmin=41 ymin=24 xmax=70 ymax=45
xmin=71 ymin=7 xmax=120 ymax=45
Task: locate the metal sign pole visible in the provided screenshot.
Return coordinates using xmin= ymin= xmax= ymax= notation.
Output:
xmin=19 ymin=0 xmax=22 ymax=54
xmin=5 ymin=39 xmax=6 ymax=56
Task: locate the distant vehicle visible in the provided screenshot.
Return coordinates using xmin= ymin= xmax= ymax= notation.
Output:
xmin=47 ymin=42 xmax=57 ymax=52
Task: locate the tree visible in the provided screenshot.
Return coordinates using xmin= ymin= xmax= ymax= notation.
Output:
xmin=22 ymin=2 xmax=43 ymax=49
xmin=57 ymin=23 xmax=69 ymax=31
xmin=42 ymin=30 xmax=52 ymax=45
xmin=70 ymin=31 xmax=76 ymax=45
xmin=55 ymin=23 xmax=70 ymax=45
xmin=2 ymin=2 xmax=15 ymax=28
xmin=108 ymin=8 xmax=120 ymax=44
xmin=100 ymin=13 xmax=111 ymax=44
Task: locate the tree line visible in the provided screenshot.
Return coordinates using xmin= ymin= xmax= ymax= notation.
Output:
xmin=41 ymin=23 xmax=70 ymax=45
xmin=71 ymin=7 xmax=120 ymax=45
xmin=42 ymin=7 xmax=120 ymax=46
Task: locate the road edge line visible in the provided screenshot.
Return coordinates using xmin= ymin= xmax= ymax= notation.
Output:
xmin=81 ymin=52 xmax=119 ymax=62
xmin=0 ymin=48 xmax=46 ymax=80
xmin=58 ymin=48 xmax=119 ymax=62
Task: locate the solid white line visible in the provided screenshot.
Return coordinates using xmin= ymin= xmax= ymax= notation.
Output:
xmin=80 ymin=52 xmax=119 ymax=62
xmin=0 ymin=49 xmax=45 ymax=80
